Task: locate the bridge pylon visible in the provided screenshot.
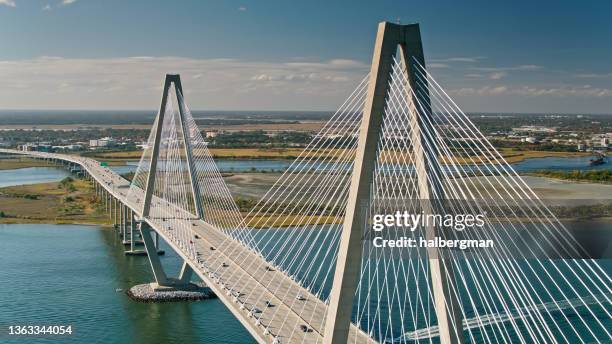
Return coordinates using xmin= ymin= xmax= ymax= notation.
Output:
xmin=142 ymin=74 xmax=204 ymax=220
xmin=136 ymin=74 xmax=203 ymax=290
xmin=127 ymin=73 xmax=245 ymax=291
xmin=323 ymin=22 xmax=464 ymax=344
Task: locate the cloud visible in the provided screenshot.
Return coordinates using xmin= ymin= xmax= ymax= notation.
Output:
xmin=472 ymin=64 xmax=542 ymax=72
xmin=62 ymin=0 xmax=77 ymax=5
xmin=238 ymin=6 xmax=247 ymax=11
xmin=575 ymin=73 xmax=612 ymax=79
xmin=450 ymin=84 xmax=612 ymax=98
xmin=0 ymin=56 xmax=369 ymax=110
xmin=489 ymin=71 xmax=507 ymax=80
xmin=1 ymin=56 xmax=609 ymax=111
xmin=428 ymin=63 xmax=449 ymax=69
xmin=42 ymin=4 xmax=51 ymax=10
xmin=0 ymin=0 xmax=16 ymax=7
xmin=431 ymin=56 xmax=485 ymax=63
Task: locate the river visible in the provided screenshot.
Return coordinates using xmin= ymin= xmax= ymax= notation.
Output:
xmin=0 ymin=167 xmax=70 ymax=188
xmin=1 ymin=156 xmax=608 ymax=188
xmin=0 ymin=223 xmax=255 ymax=344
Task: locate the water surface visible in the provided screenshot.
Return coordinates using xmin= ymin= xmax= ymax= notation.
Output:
xmin=0 ymin=167 xmax=69 ymax=188
xmin=0 ymin=224 xmax=255 ymax=344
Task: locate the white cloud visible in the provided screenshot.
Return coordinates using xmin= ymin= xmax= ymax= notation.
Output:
xmin=575 ymin=73 xmax=612 ymax=79
xmin=0 ymin=56 xmax=368 ymax=110
xmin=428 ymin=63 xmax=449 ymax=69
xmin=472 ymin=64 xmax=542 ymax=72
xmin=489 ymin=71 xmax=507 ymax=80
xmin=431 ymin=56 xmax=485 ymax=63
xmin=450 ymin=84 xmax=612 ymax=98
xmin=62 ymin=0 xmax=77 ymax=5
xmin=42 ymin=4 xmax=52 ymax=10
xmin=0 ymin=0 xmax=16 ymax=7
xmin=1 ymin=56 xmax=609 ymax=111
xmin=238 ymin=6 xmax=247 ymax=11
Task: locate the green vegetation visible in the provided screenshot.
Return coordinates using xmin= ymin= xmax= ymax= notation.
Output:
xmin=59 ymin=177 xmax=77 ymax=192
xmin=210 ymin=130 xmax=313 ymax=148
xmin=492 ymin=140 xmax=580 ymax=152
xmin=0 ymin=178 xmax=109 ymax=225
xmin=532 ymin=169 xmax=612 ymax=183
xmin=235 ymin=197 xmax=257 ymax=212
xmin=0 ymin=157 xmax=51 ymax=170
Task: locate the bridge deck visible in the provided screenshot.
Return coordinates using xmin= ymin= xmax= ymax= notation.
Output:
xmin=1 ymin=149 xmax=373 ymax=344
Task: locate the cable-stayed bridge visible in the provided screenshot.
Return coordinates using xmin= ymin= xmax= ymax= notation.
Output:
xmin=1 ymin=22 xmax=610 ymax=344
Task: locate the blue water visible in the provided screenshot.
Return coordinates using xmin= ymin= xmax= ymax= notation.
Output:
xmin=0 ymin=224 xmax=255 ymax=344
xmin=0 ymin=157 xmax=605 ymax=188
xmin=110 ymin=159 xmax=293 ymax=174
xmin=109 ymin=156 xmax=610 ymax=175
xmin=513 ymin=156 xmax=611 ymax=172
xmin=0 ymin=167 xmax=70 ymax=188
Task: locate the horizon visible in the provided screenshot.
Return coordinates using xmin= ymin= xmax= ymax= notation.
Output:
xmin=1 ymin=109 xmax=611 ymax=116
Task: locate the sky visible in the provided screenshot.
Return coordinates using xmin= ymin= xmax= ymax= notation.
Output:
xmin=0 ymin=0 xmax=611 ymax=114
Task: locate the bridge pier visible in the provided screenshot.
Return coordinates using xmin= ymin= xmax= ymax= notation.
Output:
xmin=122 ymin=208 xmax=143 ymax=247
xmin=134 ymin=219 xmax=190 ymax=291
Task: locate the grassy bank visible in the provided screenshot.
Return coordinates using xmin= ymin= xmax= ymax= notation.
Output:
xmin=85 ymin=148 xmax=308 ymax=161
xmin=0 ymin=177 xmax=110 ymax=225
xmin=0 ymin=157 xmax=53 ymax=170
xmin=498 ymin=148 xmax=590 ymax=163
xmin=83 ymin=147 xmax=591 ymax=164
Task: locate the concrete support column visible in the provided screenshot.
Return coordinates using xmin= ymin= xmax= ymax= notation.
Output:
xmin=120 ymin=204 xmax=124 ymax=237
xmin=139 ymin=220 xmax=168 ymax=286
xmin=113 ymin=198 xmax=118 ymax=227
xmin=178 ymin=261 xmax=193 ymax=285
xmin=130 ymin=209 xmax=135 ymax=252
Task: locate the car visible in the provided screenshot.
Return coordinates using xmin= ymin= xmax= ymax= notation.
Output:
xmin=210 ymin=246 xmax=216 ymax=250
xmin=222 ymin=262 xmax=229 ymax=267
xmin=300 ymin=325 xmax=312 ymax=333
xmin=265 ymin=266 xmax=275 ymax=272
xmin=296 ymin=294 xmax=306 ymax=301
xmin=264 ymin=301 xmax=274 ymax=307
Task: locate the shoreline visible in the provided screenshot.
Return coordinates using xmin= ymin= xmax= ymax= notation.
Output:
xmin=0 ymin=218 xmax=114 ymax=227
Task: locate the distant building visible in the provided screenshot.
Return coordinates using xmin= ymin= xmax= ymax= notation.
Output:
xmin=523 ymin=137 xmax=538 ymax=144
xmin=19 ymin=143 xmax=51 ymax=152
xmin=512 ymin=125 xmax=556 ymax=133
xmin=52 ymin=145 xmax=83 ymax=151
xmin=205 ymin=131 xmax=219 ymax=138
xmin=89 ymin=137 xmax=115 ymax=148
xmin=20 ymin=144 xmax=36 ymax=151
xmin=577 ymin=143 xmax=586 ymax=151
